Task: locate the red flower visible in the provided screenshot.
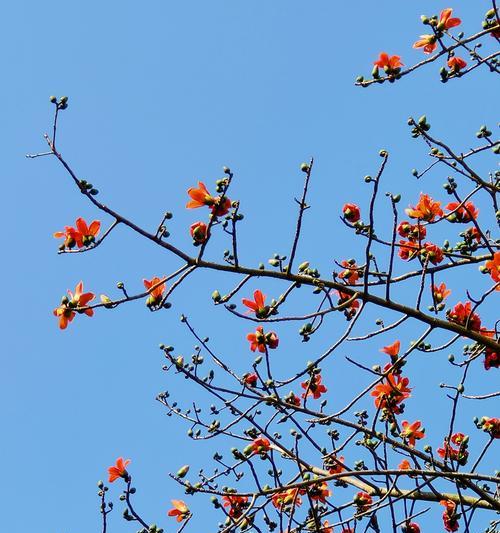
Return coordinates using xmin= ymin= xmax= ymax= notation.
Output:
xmin=186 ymin=181 xmax=231 ymax=216
xmin=167 ymin=500 xmax=190 ymax=522
xmin=397 ymin=221 xmax=426 ymax=242
xmin=249 ymin=436 xmax=271 ymax=455
xmin=336 ymin=290 xmax=360 ymax=320
xmin=301 ymin=373 xmax=327 ymax=400
xmin=401 ymin=420 xmax=425 ymax=447
xmin=246 ymin=326 xmax=279 ymax=353
xmin=107 ymin=457 xmax=131 ymax=482
xmin=479 ymin=417 xmax=500 ymax=439
xmin=371 ymin=373 xmax=411 ymax=414
xmin=327 ymin=455 xmax=345 ymax=474
xmin=440 ymin=499 xmax=460 ymax=532
xmin=446 ymin=201 xmax=479 ymax=223
xmin=242 ymin=290 xmax=270 ymax=318
xmin=143 ymin=276 xmax=167 ymax=307
xmin=432 ymin=282 xmax=451 ymax=303
xmin=354 ymin=491 xmax=373 ymax=511
xmin=309 ymin=481 xmax=331 ymax=503
xmin=447 ymin=301 xmax=481 ymax=331
xmin=398 ymin=459 xmax=411 ymax=470
xmin=420 ymin=242 xmax=444 ymax=265
xmin=284 ymin=391 xmax=301 ymax=406
xmin=339 ymin=260 xmax=361 ymax=285
xmin=484 ymin=348 xmax=499 ymax=370
xmin=243 ymin=372 xmax=258 ymax=387
xmin=342 ymin=203 xmax=361 ymax=222
xmin=190 ymin=221 xmax=209 ymax=244
xmin=437 ymin=433 xmax=469 ymax=465
xmin=413 ymin=34 xmax=437 ymax=54
xmin=222 ymin=494 xmax=249 ymax=518
xmin=398 ymin=240 xmax=420 ymax=262
xmin=321 ymin=521 xmax=334 ymax=533
xmin=53 ymin=281 xmax=95 ymax=329
xmin=447 ymin=56 xmax=467 ymax=71
xmin=438 ymin=8 xmax=461 ymax=31
xmin=373 ymin=52 xmax=403 ymax=72
xmin=75 ymin=217 xmax=101 ymax=246
xmin=485 ymin=251 xmax=500 ymax=289
xmin=381 ymin=340 xmax=400 ymax=358
xmin=464 ymin=226 xmax=481 ymax=243
xmin=403 ymin=523 xmax=421 ymax=533
xmin=53 ymin=225 xmax=81 ymax=249
xmin=406 ymin=193 xmax=443 ymax=221
xmin=271 ymin=488 xmax=303 ymax=510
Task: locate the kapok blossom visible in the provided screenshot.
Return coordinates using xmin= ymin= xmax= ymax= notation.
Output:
xmin=402 ymin=523 xmax=421 ymax=533
xmin=167 ymin=500 xmax=190 ymax=522
xmin=222 ymin=494 xmax=249 ymax=518
xmin=54 ymin=217 xmax=101 ymax=249
xmin=485 ymin=251 xmax=500 ymax=289
xmin=301 ymin=373 xmax=328 ymax=400
xmin=107 ymin=457 xmax=131 ymax=482
xmin=405 ymin=193 xmax=443 ymax=221
xmin=143 ymin=276 xmax=166 ymax=307
xmin=246 ymin=326 xmax=279 ymax=353
xmin=413 ymin=9 xmax=461 ymax=54
xmin=309 ymin=481 xmax=331 ymax=503
xmin=484 ymin=348 xmax=499 ymax=370
xmin=53 ymin=281 xmax=95 ymax=329
xmin=398 ymin=459 xmax=411 ymax=470
xmin=354 ymin=491 xmax=373 ymax=512
xmin=186 ymin=181 xmax=231 ymax=216
xmin=284 ymin=391 xmax=301 ymax=406
xmin=271 ymin=488 xmax=304 ymax=510
xmin=243 ymin=372 xmax=258 ymax=387
xmin=446 ymin=301 xmax=481 ymax=331
xmin=400 ymin=420 xmax=425 ymax=447
xmin=478 ymin=417 xmax=500 ymax=439
xmin=445 ymin=201 xmax=479 ymax=223
xmin=420 ymin=242 xmax=444 ymax=265
xmin=190 ymin=221 xmax=209 ymax=244
xmin=248 ymin=436 xmax=271 ymax=455
xmin=413 ymin=34 xmax=437 ymax=54
xmin=437 ymin=8 xmax=462 ymax=31
xmin=397 ymin=221 xmax=426 ymax=242
xmin=373 ymin=52 xmax=403 ymax=72
xmin=338 ymin=260 xmax=361 ymax=284
xmin=447 ymin=56 xmax=467 ymax=71
xmin=437 ymin=433 xmax=469 ymax=465
xmin=53 ymin=225 xmax=81 ymax=249
xmin=440 ymin=499 xmax=460 ymax=532
xmin=398 ymin=240 xmax=420 ymax=261
xmin=371 ymin=373 xmax=411 ymax=414
xmin=242 ymin=290 xmax=270 ymax=318
xmin=380 ymin=340 xmax=400 ymax=359
xmin=342 ymin=203 xmax=361 ymax=222
xmin=432 ymin=282 xmax=451 ymax=303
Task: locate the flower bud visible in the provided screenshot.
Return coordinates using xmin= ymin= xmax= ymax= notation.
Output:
xmin=177 ymin=465 xmax=190 ymax=478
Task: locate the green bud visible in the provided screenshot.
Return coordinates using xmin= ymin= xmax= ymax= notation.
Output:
xmin=49 ymin=95 xmax=57 ymax=103
xmin=211 ymin=290 xmax=221 ymax=303
xmin=300 ymin=162 xmax=310 ymax=173
xmin=177 ymin=465 xmax=190 ymax=478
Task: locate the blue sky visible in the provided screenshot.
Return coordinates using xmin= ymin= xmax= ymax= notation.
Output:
xmin=2 ymin=1 xmax=498 ymax=532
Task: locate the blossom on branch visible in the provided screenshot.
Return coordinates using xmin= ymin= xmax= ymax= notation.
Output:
xmin=167 ymin=499 xmax=190 ymax=522
xmin=405 ymin=193 xmax=443 ymax=221
xmin=246 ymin=326 xmax=279 ymax=352
xmin=143 ymin=276 xmax=166 ymax=307
xmin=186 ymin=181 xmax=231 ymax=216
xmin=484 ymin=251 xmax=500 ymax=289
xmin=440 ymin=499 xmax=460 ymax=532
xmin=242 ymin=290 xmax=270 ymax=318
xmin=342 ymin=203 xmax=361 ymax=222
xmin=53 ymin=281 xmax=95 ymax=329
xmin=190 ymin=221 xmax=209 ymax=244
xmin=445 ymin=201 xmax=479 ymax=223
xmin=301 ymin=373 xmax=328 ymax=400
xmin=373 ymin=52 xmax=403 ymax=73
xmin=447 ymin=56 xmax=467 ymax=72
xmin=400 ymin=420 xmax=425 ymax=447
xmin=107 ymin=457 xmax=131 ymax=482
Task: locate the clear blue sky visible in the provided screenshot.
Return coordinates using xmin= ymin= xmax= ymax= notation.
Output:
xmin=2 ymin=1 xmax=498 ymax=532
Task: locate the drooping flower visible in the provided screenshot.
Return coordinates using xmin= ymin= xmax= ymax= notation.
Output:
xmin=401 ymin=420 xmax=425 ymax=447
xmin=342 ymin=203 xmax=361 ymax=222
xmin=222 ymin=494 xmax=249 ymax=518
xmin=243 ymin=372 xmax=258 ymax=387
xmin=485 ymin=251 xmax=500 ymax=289
xmin=309 ymin=481 xmax=331 ymax=503
xmin=354 ymin=491 xmax=373 ymax=512
xmin=190 ymin=221 xmax=209 ymax=244
xmin=478 ymin=417 xmax=500 ymax=439
xmin=167 ymin=500 xmax=190 ymax=522
xmin=371 ymin=373 xmax=411 ymax=414
xmin=438 ymin=8 xmax=461 ymax=31
xmin=413 ymin=34 xmax=437 ymax=54
xmin=373 ymin=53 xmax=403 ymax=72
xmin=484 ymin=348 xmax=499 ymax=370
xmin=440 ymin=499 xmax=460 ymax=532
xmin=271 ymin=488 xmax=304 ymax=510
xmin=75 ymin=217 xmax=101 ymax=246
xmin=339 ymin=260 xmax=362 ymax=285
xmin=464 ymin=226 xmax=481 ymax=243
xmin=397 ymin=221 xmax=426 ymax=242
xmin=246 ymin=326 xmax=279 ymax=353
xmin=336 ymin=290 xmax=360 ymax=320
xmin=432 ymin=282 xmax=451 ymax=303
xmin=405 ymin=193 xmax=443 ymax=221
xmin=445 ymin=201 xmax=479 ymax=223
xmin=447 ymin=56 xmax=467 ymax=71
xmin=446 ymin=301 xmax=481 ymax=331
xmin=143 ymin=276 xmax=166 ymax=307
xmin=53 ymin=281 xmax=95 ymax=329
xmin=242 ymin=290 xmax=270 ymax=318
xmin=186 ymin=181 xmax=231 ymax=216
xmin=420 ymin=242 xmax=444 ymax=265
xmin=301 ymin=373 xmax=328 ymax=400
xmin=107 ymin=457 xmax=131 ymax=483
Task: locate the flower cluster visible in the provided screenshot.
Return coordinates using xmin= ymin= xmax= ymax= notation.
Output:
xmin=437 ymin=432 xmax=469 ymax=465
xmin=53 ymin=281 xmax=95 ymax=329
xmin=54 ymin=217 xmax=101 ymax=249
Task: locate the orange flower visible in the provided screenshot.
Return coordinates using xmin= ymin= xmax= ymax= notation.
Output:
xmin=440 ymin=499 xmax=459 ymax=532
xmin=479 ymin=417 xmax=500 ymax=439
xmin=420 ymin=242 xmax=444 ymax=265
xmin=432 ymin=282 xmax=451 ymax=303
xmin=398 ymin=459 xmax=411 ymax=470
xmin=246 ymin=326 xmax=279 ymax=352
xmin=53 ymin=225 xmax=81 ymax=249
xmin=190 ymin=221 xmax=209 ymax=244
xmin=485 ymin=251 xmax=500 ymax=289
xmin=446 ymin=201 xmax=479 ymax=223
xmin=309 ymin=481 xmax=331 ymax=503
xmin=342 ymin=203 xmax=361 ymax=222
xmin=464 ymin=226 xmax=481 ymax=243
xmin=248 ymin=436 xmax=271 ymax=455
xmin=301 ymin=373 xmax=327 ymax=400
xmin=413 ymin=34 xmax=437 ymax=54
xmin=401 ymin=420 xmax=425 ymax=447
xmin=398 ymin=240 xmax=420 ymax=261
xmin=354 ymin=491 xmax=373 ymax=511
xmin=327 ymin=455 xmax=345 ymax=474
xmin=143 ymin=276 xmax=166 ymax=307
xmin=373 ymin=52 xmax=403 ymax=72
xmin=186 ymin=181 xmax=231 ymax=216
xmin=437 ymin=433 xmax=469 ymax=465
xmin=339 ymin=260 xmax=361 ymax=284
xmin=336 ymin=290 xmax=360 ymax=320
xmin=438 ymin=8 xmax=461 ymax=31
xmin=167 ymin=499 xmax=190 ymax=522
xmin=381 ymin=340 xmax=400 ymax=358
xmin=243 ymin=372 xmax=258 ymax=387
xmin=405 ymin=193 xmax=443 ymax=221
xmin=242 ymin=290 xmax=270 ymax=318
xmin=107 ymin=457 xmax=131 ymax=482
xmin=397 ymin=221 xmax=426 ymax=242
xmin=321 ymin=521 xmax=334 ymax=533
xmin=371 ymin=373 xmax=411 ymax=414
xmin=222 ymin=494 xmax=249 ymax=518
xmin=53 ymin=281 xmax=95 ymax=329
xmin=447 ymin=301 xmax=481 ymax=331
xmin=271 ymin=488 xmax=303 ymax=510
xmin=75 ymin=217 xmax=101 ymax=246
xmin=484 ymin=348 xmax=499 ymax=370
xmin=284 ymin=391 xmax=301 ymax=406
xmin=447 ymin=56 xmax=467 ymax=71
